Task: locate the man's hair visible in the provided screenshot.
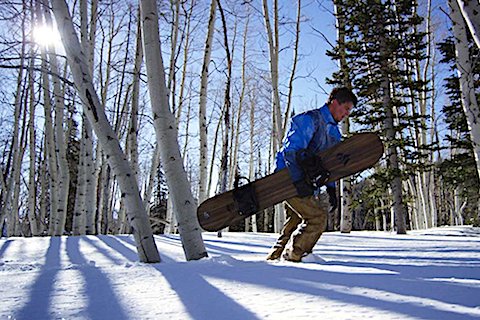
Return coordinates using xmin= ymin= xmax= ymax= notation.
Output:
xmin=328 ymin=87 xmax=357 ymax=107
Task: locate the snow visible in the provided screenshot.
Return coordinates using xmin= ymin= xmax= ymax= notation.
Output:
xmin=1 ymin=226 xmax=480 ymax=320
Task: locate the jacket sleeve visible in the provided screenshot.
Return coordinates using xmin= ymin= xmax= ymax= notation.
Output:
xmin=281 ymin=114 xmax=315 ymax=182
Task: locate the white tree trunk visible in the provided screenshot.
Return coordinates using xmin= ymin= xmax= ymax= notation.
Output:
xmin=72 ymin=130 xmax=87 ymax=236
xmin=248 ymin=93 xmax=258 ymax=233
xmin=283 ymin=0 xmax=301 ymax=130
xmin=39 ymin=3 xmax=71 ymax=236
xmin=229 ymin=15 xmax=249 ymax=191
xmin=39 ymin=142 xmax=48 ymax=234
xmin=0 ymin=31 xmax=26 ymax=234
xmin=140 ymin=0 xmax=207 ymax=261
xmin=40 ymin=45 xmax=60 ymax=236
xmin=453 ymin=187 xmax=465 ymax=225
xmin=198 ymin=0 xmax=217 ymax=203
xmin=262 ymin=0 xmax=283 ymax=146
xmin=50 ymin=0 xmax=160 ymax=263
xmin=79 ymin=0 xmax=98 ymax=236
xmin=456 ymin=0 xmax=480 ymax=49
xmin=143 ymin=145 xmax=160 ymax=214
xmin=166 ymin=196 xmax=177 ymax=234
xmin=175 ymin=0 xmax=195 ymax=123
xmin=27 ymin=49 xmax=39 ymax=236
xmin=450 ymin=0 xmax=480 ymax=182
xmin=25 ymin=7 xmax=39 ymax=235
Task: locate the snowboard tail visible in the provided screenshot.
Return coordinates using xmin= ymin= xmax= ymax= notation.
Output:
xmin=197 ymin=132 xmax=384 ymax=232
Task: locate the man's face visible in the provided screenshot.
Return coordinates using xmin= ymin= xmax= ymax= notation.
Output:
xmin=329 ymin=99 xmax=353 ymax=122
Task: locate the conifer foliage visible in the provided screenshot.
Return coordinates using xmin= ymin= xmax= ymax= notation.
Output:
xmin=329 ymin=0 xmax=435 ymax=232
xmin=438 ymin=34 xmax=480 ymax=225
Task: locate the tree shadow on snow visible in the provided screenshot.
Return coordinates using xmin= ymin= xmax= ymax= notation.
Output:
xmin=204 ymin=258 xmax=479 ymax=319
xmin=148 ymin=233 xmax=480 ymax=320
xmin=16 ymin=237 xmax=61 ymax=320
xmin=96 ymin=235 xmax=138 ymax=262
xmin=192 ymin=248 xmax=480 ymax=320
xmin=0 ymin=239 xmax=12 ymax=257
xmin=153 ymin=259 xmax=261 ymax=320
xmin=81 ymin=236 xmax=130 ymax=265
xmin=96 ymin=235 xmax=258 ymax=319
xmin=66 ymin=236 xmax=129 ymax=320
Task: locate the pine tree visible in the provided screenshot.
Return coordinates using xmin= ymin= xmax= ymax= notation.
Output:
xmin=329 ymin=0 xmax=432 ymax=232
xmin=438 ymin=35 xmax=480 ymax=225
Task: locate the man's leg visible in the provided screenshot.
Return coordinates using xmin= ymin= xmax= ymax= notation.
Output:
xmin=266 ymin=203 xmax=302 ymax=260
xmin=283 ymin=194 xmax=328 ymax=262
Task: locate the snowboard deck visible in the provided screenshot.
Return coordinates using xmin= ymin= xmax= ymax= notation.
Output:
xmin=197 ymin=132 xmax=384 ymax=232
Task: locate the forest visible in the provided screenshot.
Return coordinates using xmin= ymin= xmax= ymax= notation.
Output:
xmin=0 ymin=0 xmax=479 ymax=262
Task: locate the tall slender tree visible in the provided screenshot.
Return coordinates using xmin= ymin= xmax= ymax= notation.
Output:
xmin=198 ymin=0 xmax=217 ymax=203
xmin=140 ymin=0 xmax=207 ymax=261
xmin=449 ymin=0 xmax=480 ymax=182
xmin=50 ymin=0 xmax=160 ymax=263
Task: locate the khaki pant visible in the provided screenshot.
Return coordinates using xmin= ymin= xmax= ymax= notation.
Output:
xmin=267 ymin=194 xmax=328 ymax=261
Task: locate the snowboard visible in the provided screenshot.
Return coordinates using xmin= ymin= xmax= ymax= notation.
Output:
xmin=197 ymin=132 xmax=384 ymax=232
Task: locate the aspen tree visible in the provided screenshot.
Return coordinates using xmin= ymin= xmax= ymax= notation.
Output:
xmin=217 ymin=0 xmax=233 ymax=197
xmin=42 ymin=5 xmax=70 ymax=236
xmin=8 ymin=92 xmax=28 ymax=236
xmin=140 ymin=0 xmax=207 ymax=260
xmin=456 ymin=0 xmax=480 ymax=49
xmin=0 ymin=12 xmax=27 ymax=234
xmin=229 ymin=14 xmax=249 ymax=191
xmin=25 ymin=3 xmax=39 ymax=236
xmin=27 ymin=42 xmax=39 ymax=236
xmin=248 ymin=90 xmax=258 ymax=232
xmin=50 ymin=0 xmax=160 ymax=262
xmin=449 ymin=0 xmax=480 ymax=182
xmin=85 ymin=0 xmax=98 ymax=235
xmin=38 ymin=28 xmax=60 ymax=235
xmin=283 ymin=0 xmax=301 ymax=131
xmin=262 ymin=0 xmax=283 ymax=147
xmin=198 ymin=0 xmax=217 ymax=203
xmin=332 ymin=0 xmax=354 ymax=233
xmin=175 ymin=0 xmax=195 ymax=123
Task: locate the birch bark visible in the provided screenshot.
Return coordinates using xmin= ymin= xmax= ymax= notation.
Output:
xmin=262 ymin=0 xmax=283 ymax=146
xmin=27 ymin=44 xmax=39 ymax=236
xmin=229 ymin=15 xmax=249 ymax=191
xmin=39 ymin=40 xmax=60 ymax=236
xmin=0 ymin=21 xmax=26 ymax=233
xmin=50 ymin=0 xmax=160 ymax=262
xmin=42 ymin=5 xmax=70 ymax=236
xmin=140 ymin=0 xmax=207 ymax=260
xmin=198 ymin=0 xmax=217 ymax=203
xmin=456 ymin=0 xmax=480 ymax=49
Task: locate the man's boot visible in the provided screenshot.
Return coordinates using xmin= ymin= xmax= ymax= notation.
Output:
xmin=266 ymin=245 xmax=284 ymax=260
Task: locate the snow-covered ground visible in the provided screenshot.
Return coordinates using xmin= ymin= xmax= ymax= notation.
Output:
xmin=1 ymin=226 xmax=480 ymax=320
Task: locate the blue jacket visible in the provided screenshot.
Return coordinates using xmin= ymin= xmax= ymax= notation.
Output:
xmin=276 ymin=104 xmax=341 ymax=187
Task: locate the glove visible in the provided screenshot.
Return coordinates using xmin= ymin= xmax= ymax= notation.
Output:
xmin=327 ymin=186 xmax=338 ymax=212
xmin=294 ymin=180 xmax=314 ymax=197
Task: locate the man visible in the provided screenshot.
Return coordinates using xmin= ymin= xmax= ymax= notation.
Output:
xmin=267 ymin=87 xmax=357 ymax=262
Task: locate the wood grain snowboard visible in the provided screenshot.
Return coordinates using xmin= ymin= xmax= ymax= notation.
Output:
xmin=197 ymin=132 xmax=384 ymax=232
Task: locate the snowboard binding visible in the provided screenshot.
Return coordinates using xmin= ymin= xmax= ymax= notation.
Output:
xmin=296 ymin=149 xmax=331 ymax=188
xmin=232 ymin=176 xmax=259 ymax=216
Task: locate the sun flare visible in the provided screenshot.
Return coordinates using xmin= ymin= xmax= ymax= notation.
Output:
xmin=33 ymin=25 xmax=62 ymax=48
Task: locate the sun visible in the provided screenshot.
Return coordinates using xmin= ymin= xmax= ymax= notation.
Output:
xmin=33 ymin=25 xmax=62 ymax=48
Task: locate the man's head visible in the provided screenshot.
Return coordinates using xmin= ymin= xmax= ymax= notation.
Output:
xmin=327 ymin=87 xmax=357 ymax=122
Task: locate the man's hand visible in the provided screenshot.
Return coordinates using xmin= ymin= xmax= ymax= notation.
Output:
xmin=294 ymin=180 xmax=314 ymax=197
xmin=327 ymin=186 xmax=338 ymax=212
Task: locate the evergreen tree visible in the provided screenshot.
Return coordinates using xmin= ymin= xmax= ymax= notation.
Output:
xmin=438 ymin=35 xmax=480 ymax=225
xmin=328 ymin=0 xmax=432 ymax=231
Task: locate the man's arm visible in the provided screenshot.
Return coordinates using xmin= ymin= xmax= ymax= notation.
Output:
xmin=282 ymin=114 xmax=315 ymax=179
